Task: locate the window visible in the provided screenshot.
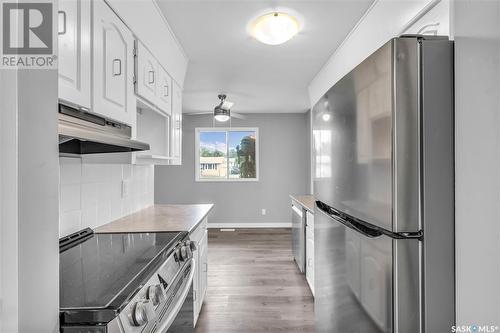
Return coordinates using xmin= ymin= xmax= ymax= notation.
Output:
xmin=195 ymin=128 xmax=259 ymax=181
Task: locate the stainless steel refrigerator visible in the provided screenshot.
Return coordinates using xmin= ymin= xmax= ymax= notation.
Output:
xmin=312 ymin=36 xmax=454 ymax=333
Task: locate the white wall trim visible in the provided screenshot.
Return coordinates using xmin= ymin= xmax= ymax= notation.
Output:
xmin=398 ymin=0 xmax=442 ymax=35
xmin=208 ymin=222 xmax=291 ymax=229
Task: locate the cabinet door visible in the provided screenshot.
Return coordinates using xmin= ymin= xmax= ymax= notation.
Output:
xmin=156 ymin=65 xmax=172 ymax=115
xmin=306 ymin=236 xmax=314 ymax=294
xmin=192 ymin=245 xmax=200 ymax=325
xmin=93 ymin=0 xmax=135 ymax=126
xmin=199 ymin=230 xmax=208 ymax=304
xmin=58 ymin=0 xmax=91 ymax=109
xmin=136 ymin=41 xmax=158 ymax=106
xmin=170 ymin=81 xmax=182 ymax=165
xmin=305 ymin=211 xmax=314 ymax=294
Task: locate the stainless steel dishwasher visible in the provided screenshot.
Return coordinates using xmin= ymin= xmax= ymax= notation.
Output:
xmin=292 ymin=203 xmax=305 ymax=273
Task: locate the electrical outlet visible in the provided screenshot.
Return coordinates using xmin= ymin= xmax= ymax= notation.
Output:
xmin=121 ymin=179 xmax=130 ymax=198
xmin=261 ymin=208 xmax=266 ymax=216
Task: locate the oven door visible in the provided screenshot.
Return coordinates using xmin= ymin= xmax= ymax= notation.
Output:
xmin=157 ymin=259 xmax=195 ymax=333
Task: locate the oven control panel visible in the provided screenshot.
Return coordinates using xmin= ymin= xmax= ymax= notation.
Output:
xmin=118 ymin=239 xmax=193 ymax=333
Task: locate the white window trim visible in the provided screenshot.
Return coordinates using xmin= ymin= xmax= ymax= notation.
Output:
xmin=195 ymin=127 xmax=259 ymax=182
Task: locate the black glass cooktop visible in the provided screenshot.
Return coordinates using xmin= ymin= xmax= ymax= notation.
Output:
xmin=60 ymin=231 xmax=185 ymax=312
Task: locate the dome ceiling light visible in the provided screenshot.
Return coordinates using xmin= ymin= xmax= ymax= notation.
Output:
xmin=251 ymin=12 xmax=301 ymax=45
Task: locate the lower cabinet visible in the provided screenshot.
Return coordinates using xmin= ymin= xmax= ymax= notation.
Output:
xmin=305 ymin=211 xmax=315 ymax=295
xmin=190 ymin=218 xmax=208 ymax=326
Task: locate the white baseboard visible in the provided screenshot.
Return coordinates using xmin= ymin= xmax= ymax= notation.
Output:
xmin=208 ymin=222 xmax=292 ymax=229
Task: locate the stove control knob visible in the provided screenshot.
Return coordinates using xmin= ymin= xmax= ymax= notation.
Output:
xmin=179 ymin=245 xmax=188 ymax=261
xmin=130 ymin=300 xmax=149 ymax=326
xmin=184 ymin=242 xmax=193 ymax=259
xmin=173 ymin=247 xmax=181 ymax=262
xmin=147 ymin=284 xmax=164 ymax=306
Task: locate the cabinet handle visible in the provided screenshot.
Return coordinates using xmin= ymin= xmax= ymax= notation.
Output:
xmin=148 ymin=70 xmax=155 ymax=84
xmin=203 ymin=263 xmax=207 ymax=273
xmin=113 ymin=59 xmax=122 ymax=76
xmin=164 ymin=85 xmax=169 ymax=97
xmin=58 ymin=11 xmax=66 ymax=35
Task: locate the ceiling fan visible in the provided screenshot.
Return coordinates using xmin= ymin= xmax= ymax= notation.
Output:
xmin=189 ymin=94 xmax=246 ymax=122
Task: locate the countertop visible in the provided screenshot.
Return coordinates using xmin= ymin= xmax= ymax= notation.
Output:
xmin=290 ymin=195 xmax=315 ymax=213
xmin=95 ymin=204 xmax=214 ymax=234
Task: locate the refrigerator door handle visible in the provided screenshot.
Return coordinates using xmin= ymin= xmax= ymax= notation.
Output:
xmin=315 ymin=201 xmax=423 ymax=240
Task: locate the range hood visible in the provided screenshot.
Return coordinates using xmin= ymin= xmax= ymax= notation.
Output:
xmin=58 ymin=104 xmax=150 ymax=155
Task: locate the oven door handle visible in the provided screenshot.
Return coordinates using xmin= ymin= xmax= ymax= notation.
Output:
xmin=157 ymin=258 xmax=195 ymax=332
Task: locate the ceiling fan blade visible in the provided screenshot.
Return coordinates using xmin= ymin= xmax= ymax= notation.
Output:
xmin=231 ymin=112 xmax=247 ymax=120
xmin=185 ymin=111 xmax=213 ymax=115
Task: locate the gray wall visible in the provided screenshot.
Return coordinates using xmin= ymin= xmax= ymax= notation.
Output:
xmin=155 ymin=113 xmax=310 ymax=225
xmin=454 ymin=0 xmax=500 ymax=325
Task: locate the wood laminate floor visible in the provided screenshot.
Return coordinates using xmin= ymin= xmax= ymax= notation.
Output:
xmin=195 ymin=228 xmax=315 ymax=333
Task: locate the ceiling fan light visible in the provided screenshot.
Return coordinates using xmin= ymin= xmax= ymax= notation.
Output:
xmin=214 ymin=114 xmax=230 ymax=122
xmin=214 ymin=106 xmax=230 ymax=122
xmin=251 ymin=12 xmax=300 ymax=45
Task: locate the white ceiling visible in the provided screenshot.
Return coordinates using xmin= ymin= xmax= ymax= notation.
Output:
xmin=157 ymin=0 xmax=374 ymax=114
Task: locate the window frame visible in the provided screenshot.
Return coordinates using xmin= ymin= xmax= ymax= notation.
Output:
xmin=195 ymin=127 xmax=260 ymax=182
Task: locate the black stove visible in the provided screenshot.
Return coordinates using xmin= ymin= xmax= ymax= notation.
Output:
xmin=59 ymin=228 xmax=194 ymax=332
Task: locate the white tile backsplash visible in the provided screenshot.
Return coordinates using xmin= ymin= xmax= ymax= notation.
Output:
xmin=60 ymin=184 xmax=81 ymax=212
xmin=81 ymin=183 xmax=98 ymax=207
xmin=60 ymin=210 xmax=82 ymax=237
xmin=59 ymin=157 xmax=154 ymax=237
xmin=60 ymin=158 xmax=81 ymax=185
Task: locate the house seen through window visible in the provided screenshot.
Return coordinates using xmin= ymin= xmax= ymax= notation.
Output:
xmin=196 ymin=128 xmax=259 ymax=181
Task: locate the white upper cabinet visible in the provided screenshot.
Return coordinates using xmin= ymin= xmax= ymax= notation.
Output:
xmin=170 ymin=81 xmax=182 ymax=165
xmin=135 ymin=41 xmax=172 ymax=115
xmin=57 ymin=0 xmax=186 ymax=165
xmin=136 ymin=41 xmax=158 ymax=106
xmin=58 ymin=0 xmax=91 ymax=110
xmin=157 ymin=65 xmax=172 ymax=114
xmin=93 ymin=0 xmax=135 ymax=126
xmin=105 ymin=0 xmax=188 ymax=87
